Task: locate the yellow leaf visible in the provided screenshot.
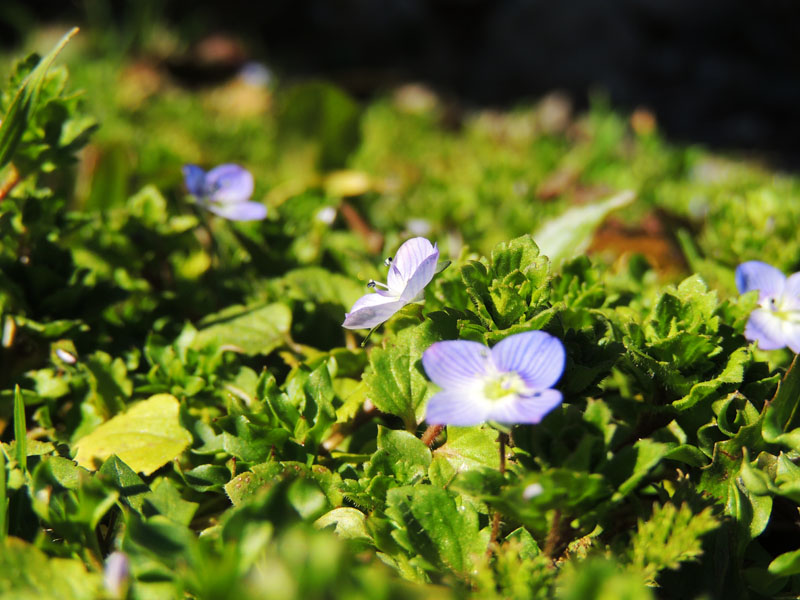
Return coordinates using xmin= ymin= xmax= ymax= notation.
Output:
xmin=74 ymin=394 xmax=191 ymax=475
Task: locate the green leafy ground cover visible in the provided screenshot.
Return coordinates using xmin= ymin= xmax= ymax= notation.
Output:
xmin=2 ymin=28 xmax=800 ymax=599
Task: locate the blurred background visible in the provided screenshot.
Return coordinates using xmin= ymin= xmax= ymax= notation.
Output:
xmin=2 ymin=0 xmax=800 ymax=164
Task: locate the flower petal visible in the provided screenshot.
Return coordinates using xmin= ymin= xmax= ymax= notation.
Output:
xmin=745 ymin=309 xmax=788 ymax=350
xmin=424 ymin=390 xmax=491 ymax=426
xmin=736 ymin=261 xmax=785 ymax=300
xmin=491 ymin=331 xmax=565 ymax=389
xmin=400 ymin=250 xmax=440 ymax=303
xmin=487 ymin=389 xmax=563 ymax=424
xmin=422 ymin=340 xmax=492 ymax=390
xmin=207 ymin=201 xmax=267 ymax=221
xmin=342 ymin=293 xmax=406 ymax=330
xmin=204 ymin=164 xmax=254 ymax=204
xmin=387 ymin=237 xmax=438 ymax=294
xmin=785 ymin=323 xmax=800 ymax=354
xmin=782 ymin=272 xmax=800 ymax=310
xmin=182 ymin=164 xmax=207 ymax=197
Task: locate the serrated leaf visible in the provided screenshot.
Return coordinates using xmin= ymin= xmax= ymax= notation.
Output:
xmin=366 ymin=427 xmax=432 ymax=484
xmin=364 ymin=320 xmax=440 ymax=430
xmin=385 ymin=484 xmax=488 ymax=577
xmin=73 ymin=394 xmax=192 ymax=475
xmin=434 ymin=426 xmax=500 ymax=472
xmin=629 ymin=502 xmax=718 ymax=585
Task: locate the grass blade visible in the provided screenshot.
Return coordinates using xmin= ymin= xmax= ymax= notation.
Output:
xmin=14 ymin=384 xmax=26 ymax=475
xmin=0 ymin=27 xmax=79 ymax=169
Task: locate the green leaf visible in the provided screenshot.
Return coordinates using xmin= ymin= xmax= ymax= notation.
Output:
xmin=601 ymin=439 xmax=670 ymax=502
xmin=0 ymin=446 xmax=5 ymax=542
xmin=385 ymin=484 xmax=489 ymax=577
xmin=533 ymin=190 xmax=635 ymax=265
xmin=460 ymin=234 xmax=550 ymax=331
xmin=220 ymin=415 xmax=290 ymax=463
xmin=769 ymin=548 xmax=800 ymax=576
xmin=192 ymin=303 xmax=292 ymax=355
xmin=99 ymin=455 xmax=150 ymax=512
xmin=558 ymin=558 xmax=653 ymax=600
xmin=0 ymin=28 xmax=79 ymax=169
xmin=629 ymin=502 xmax=719 ymax=585
xmin=364 ymin=320 xmax=441 ymax=430
xmin=672 ymin=347 xmax=751 ymax=412
xmin=433 ymin=426 xmax=500 ymax=472
xmin=763 ymin=354 xmax=800 ymax=450
xmin=145 ymin=478 xmax=198 ymax=526
xmin=73 ymin=394 xmax=192 ymax=475
xmin=366 ymin=427 xmax=432 ymax=485
xmin=0 ymin=537 xmax=102 ymax=599
xmin=315 ymin=507 xmax=372 ymax=543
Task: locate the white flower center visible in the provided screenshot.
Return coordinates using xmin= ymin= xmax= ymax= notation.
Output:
xmin=763 ymin=294 xmax=800 ymax=324
xmin=482 ymin=371 xmax=529 ymax=402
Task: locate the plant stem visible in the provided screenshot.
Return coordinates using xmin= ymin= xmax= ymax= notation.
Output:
xmin=421 ymin=424 xmax=444 ymax=447
xmin=0 ymin=447 xmax=6 ymax=541
xmin=340 ymin=201 xmax=383 ymax=253
xmin=543 ymin=509 xmax=564 ymax=561
xmin=488 ymin=431 xmax=508 ymax=555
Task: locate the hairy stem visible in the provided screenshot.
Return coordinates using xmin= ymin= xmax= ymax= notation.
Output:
xmin=488 ymin=431 xmax=508 ymax=555
xmin=421 ymin=424 xmax=444 ymax=447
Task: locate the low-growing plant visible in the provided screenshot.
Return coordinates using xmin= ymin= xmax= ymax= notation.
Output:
xmin=3 ymin=28 xmax=800 ymax=600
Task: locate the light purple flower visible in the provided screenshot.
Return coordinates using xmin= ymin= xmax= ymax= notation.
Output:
xmin=736 ymin=261 xmax=800 ymax=352
xmin=103 ymin=551 xmax=130 ymax=599
xmin=423 ymin=331 xmax=565 ymax=426
xmin=182 ymin=164 xmax=267 ymax=221
xmin=342 ymin=237 xmax=439 ymax=330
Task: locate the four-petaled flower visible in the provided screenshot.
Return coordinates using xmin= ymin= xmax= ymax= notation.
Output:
xmin=736 ymin=261 xmax=800 ymax=352
xmin=423 ymin=331 xmax=565 ymax=425
xmin=182 ymin=164 xmax=267 ymax=221
xmin=342 ymin=237 xmax=439 ymax=330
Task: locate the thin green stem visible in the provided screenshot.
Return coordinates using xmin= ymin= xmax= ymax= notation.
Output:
xmin=0 ymin=447 xmax=6 ymax=541
xmin=13 ymin=385 xmax=26 ymax=476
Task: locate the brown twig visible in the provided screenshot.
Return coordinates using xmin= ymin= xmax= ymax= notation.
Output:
xmin=421 ymin=424 xmax=444 ymax=447
xmin=488 ymin=432 xmax=508 ymax=556
xmin=0 ymin=165 xmax=20 ymax=202
xmin=340 ymin=200 xmax=383 ymax=253
xmin=543 ymin=509 xmax=569 ymax=561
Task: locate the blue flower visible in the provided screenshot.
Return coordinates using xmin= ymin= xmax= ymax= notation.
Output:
xmin=182 ymin=164 xmax=267 ymax=221
xmin=423 ymin=331 xmax=565 ymax=426
xmin=736 ymin=261 xmax=800 ymax=352
xmin=342 ymin=237 xmax=439 ymax=330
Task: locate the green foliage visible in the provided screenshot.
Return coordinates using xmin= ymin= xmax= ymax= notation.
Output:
xmin=628 ymin=502 xmax=718 ymax=585
xmin=4 ymin=24 xmax=800 ymax=600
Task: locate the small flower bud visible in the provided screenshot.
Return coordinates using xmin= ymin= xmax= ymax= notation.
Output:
xmin=104 ymin=552 xmax=130 ymax=599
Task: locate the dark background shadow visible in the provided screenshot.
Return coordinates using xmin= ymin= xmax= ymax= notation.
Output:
xmin=3 ymin=0 xmax=800 ymax=165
